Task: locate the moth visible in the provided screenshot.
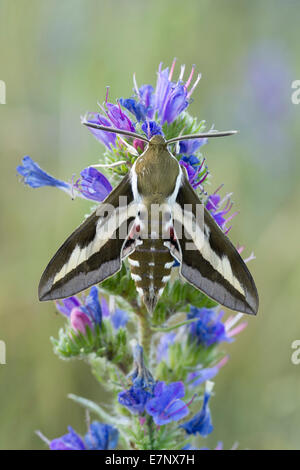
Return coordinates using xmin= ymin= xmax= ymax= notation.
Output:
xmin=39 ymin=123 xmax=259 ymax=315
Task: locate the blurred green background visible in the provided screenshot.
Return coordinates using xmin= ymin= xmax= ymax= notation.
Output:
xmin=0 ymin=0 xmax=300 ymax=450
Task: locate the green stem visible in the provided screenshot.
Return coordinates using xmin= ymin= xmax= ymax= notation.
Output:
xmin=146 ymin=415 xmax=155 ymax=450
xmin=137 ymin=308 xmax=152 ymax=359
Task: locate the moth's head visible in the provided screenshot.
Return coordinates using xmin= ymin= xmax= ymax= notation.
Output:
xmin=149 ymin=135 xmax=166 ymax=147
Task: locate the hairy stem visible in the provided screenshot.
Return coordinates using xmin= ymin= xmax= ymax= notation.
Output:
xmin=146 ymin=415 xmax=155 ymax=450
xmin=137 ymin=309 xmax=152 ymax=359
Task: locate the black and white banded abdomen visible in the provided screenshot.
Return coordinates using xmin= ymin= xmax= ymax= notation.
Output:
xmin=128 ymin=237 xmax=174 ymax=313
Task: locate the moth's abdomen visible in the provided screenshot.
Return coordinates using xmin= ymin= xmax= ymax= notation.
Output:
xmin=128 ymin=238 xmax=174 ymax=313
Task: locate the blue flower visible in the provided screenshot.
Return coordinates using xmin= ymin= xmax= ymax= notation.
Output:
xmin=75 ymin=167 xmax=112 ymax=202
xmin=83 ymin=286 xmax=103 ymax=324
xmin=188 ymin=307 xmax=232 ymax=347
xmin=121 ymin=82 xmax=154 ymax=122
xmin=180 ymin=155 xmax=201 ymax=168
xmin=156 ymin=332 xmax=176 ymax=362
xmin=180 ymin=390 xmax=213 ymax=437
xmin=17 ymin=156 xmax=72 ymax=194
xmin=49 ymin=426 xmax=86 ymax=450
xmin=118 ymin=344 xmax=155 ymax=415
xmin=179 ymin=138 xmax=207 ymax=155
xmin=48 ymin=422 xmax=118 ymax=450
xmin=141 ymin=120 xmax=163 ymax=139
xmin=84 ymin=422 xmax=119 ymax=450
xmin=119 ymin=98 xmax=147 ymax=122
xmin=139 ymin=84 xmax=154 ymax=115
xmin=129 ymin=344 xmax=156 ymax=389
xmin=182 ymin=444 xmax=199 ymax=450
xmin=187 ymin=356 xmax=229 ymax=387
xmin=118 ymin=386 xmax=152 ymax=415
xmin=145 ymin=381 xmax=189 ymax=425
xmin=110 ymin=308 xmax=129 ymax=330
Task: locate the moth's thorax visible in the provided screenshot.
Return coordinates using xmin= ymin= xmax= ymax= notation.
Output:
xmin=135 ymin=142 xmax=180 ymax=200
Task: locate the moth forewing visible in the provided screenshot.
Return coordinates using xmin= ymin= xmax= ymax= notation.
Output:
xmin=95 ymin=199 xmax=137 ymax=242
xmin=38 ymin=173 xmax=136 ymax=301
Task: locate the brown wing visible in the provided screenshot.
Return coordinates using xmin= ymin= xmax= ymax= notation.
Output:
xmin=171 ymin=173 xmax=259 ymax=315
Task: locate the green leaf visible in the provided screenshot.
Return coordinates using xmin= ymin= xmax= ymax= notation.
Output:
xmin=152 ymin=277 xmax=218 ymax=326
xmin=68 ymin=393 xmax=117 ymax=424
xmin=151 ymin=318 xmax=196 ymax=332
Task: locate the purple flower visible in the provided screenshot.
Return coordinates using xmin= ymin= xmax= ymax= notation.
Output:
xmin=55 ymin=286 xmax=102 ymax=334
xmin=48 ymin=422 xmax=118 ymax=450
xmin=75 ymin=167 xmax=112 ymax=202
xmin=145 ymin=381 xmax=189 ymax=425
xmin=187 ymin=356 xmax=229 ymax=387
xmin=49 ymin=426 xmax=86 ymax=450
xmin=188 ymin=307 xmax=232 ymax=347
xmin=131 ymin=60 xmax=201 ymax=125
xmin=123 ymin=82 xmax=154 ymax=121
xmin=160 ymin=82 xmax=189 ymax=124
xmin=179 ymin=138 xmax=207 ymax=155
xmin=141 ymin=120 xmax=163 ymax=139
xmin=55 ymin=296 xmax=80 ymax=317
xmin=118 ymin=344 xmax=155 ymax=415
xmin=180 ymin=157 xmax=208 ymax=190
xmin=156 ymin=332 xmax=176 ymax=362
xmin=110 ymin=308 xmax=129 ymax=330
xmin=138 ymin=84 xmax=154 ymax=114
xmin=153 ymin=66 xmax=172 ymax=119
xmin=154 ymin=60 xmax=201 ymax=124
xmin=100 ymin=297 xmax=110 ymax=317
xmin=85 ymin=95 xmax=135 ymax=146
xmin=224 ymin=313 xmax=248 ymax=339
xmin=84 ymin=114 xmax=117 ymax=149
xmin=17 ymin=156 xmax=72 ymax=195
xmin=105 ymin=101 xmax=135 ymax=132
xmin=133 ymin=138 xmax=146 ymax=152
xmin=17 ymin=157 xmax=112 ymax=204
xmin=206 ymin=188 xmax=238 ymax=233
xmin=180 ymin=389 xmax=213 ymax=437
xmin=70 ymin=308 xmax=93 ymax=335
xmin=84 ymin=422 xmax=119 ymax=450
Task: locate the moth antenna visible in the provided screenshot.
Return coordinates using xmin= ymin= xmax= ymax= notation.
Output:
xmin=166 ymin=130 xmax=238 ymax=145
xmin=81 ymin=116 xmax=150 ymax=143
xmin=88 ymin=161 xmax=128 ymax=169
